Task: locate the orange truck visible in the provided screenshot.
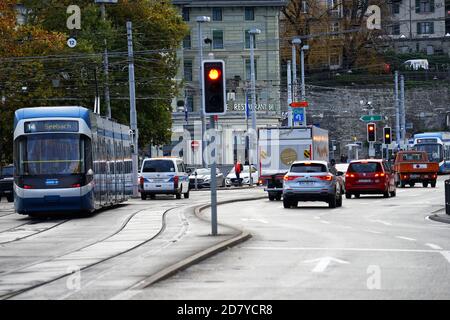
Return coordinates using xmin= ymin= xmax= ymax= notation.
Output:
xmin=393 ymin=151 xmax=438 ymax=188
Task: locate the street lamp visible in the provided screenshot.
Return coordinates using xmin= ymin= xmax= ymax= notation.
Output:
xmin=289 ymin=37 xmax=301 ymax=126
xmin=196 ymin=15 xmax=210 ymax=167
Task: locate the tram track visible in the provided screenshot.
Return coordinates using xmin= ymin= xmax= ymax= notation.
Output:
xmin=0 ymin=204 xmax=180 ymax=300
xmin=0 ymin=219 xmax=69 ymax=245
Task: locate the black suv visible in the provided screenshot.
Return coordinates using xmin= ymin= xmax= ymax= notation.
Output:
xmin=0 ymin=165 xmax=14 ymax=202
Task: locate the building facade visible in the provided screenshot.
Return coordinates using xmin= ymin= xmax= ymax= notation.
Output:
xmin=169 ymin=0 xmax=286 ymax=166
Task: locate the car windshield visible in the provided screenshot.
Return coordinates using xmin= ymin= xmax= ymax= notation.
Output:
xmin=195 ymin=169 xmax=210 ymax=175
xmin=290 ymin=163 xmax=327 ymax=173
xmin=142 ymin=160 xmax=175 ymax=173
xmin=348 ymin=162 xmax=381 ymax=173
xmin=401 ymin=153 xmax=423 ymax=161
xmin=1 ymin=166 xmax=13 ymax=176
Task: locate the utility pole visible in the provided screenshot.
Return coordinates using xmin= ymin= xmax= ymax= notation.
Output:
xmin=196 ymin=16 xmax=210 ymax=168
xmin=287 ymin=60 xmax=292 ymax=126
xmin=400 ymin=75 xmax=406 ymax=146
xmin=127 ymin=21 xmax=139 ymax=197
xmin=394 ymin=71 xmax=400 ymax=147
xmin=291 ymin=37 xmax=301 ymax=126
xmin=249 ymin=28 xmax=261 ymax=169
xmin=99 ymin=2 xmax=112 ymax=119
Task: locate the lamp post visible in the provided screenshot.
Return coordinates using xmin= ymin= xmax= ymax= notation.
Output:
xmin=300 ymin=44 xmax=309 ymax=126
xmin=248 ymin=28 xmax=261 ymax=179
xmin=290 ymin=37 xmax=301 ymax=126
xmin=196 ymin=16 xmax=210 ymax=168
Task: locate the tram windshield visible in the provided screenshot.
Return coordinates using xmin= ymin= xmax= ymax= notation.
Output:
xmin=15 ymin=133 xmax=86 ymax=175
xmin=414 ymin=144 xmax=443 ymax=163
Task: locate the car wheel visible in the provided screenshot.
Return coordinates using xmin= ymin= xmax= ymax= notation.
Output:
xmin=283 ymin=198 xmax=291 ymax=209
xmin=345 ymin=193 xmax=351 ymax=199
xmin=422 ymin=182 xmax=428 ymax=188
xmin=268 ymin=194 xmax=275 ymax=201
xmin=431 ymin=180 xmax=436 ymax=188
xmin=328 ymin=195 xmax=337 ymax=208
xmin=7 ymin=195 xmax=14 ymax=203
xmin=140 ymin=193 xmax=147 ymax=200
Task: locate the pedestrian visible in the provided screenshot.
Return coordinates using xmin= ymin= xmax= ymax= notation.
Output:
xmin=234 ymin=160 xmax=242 ymax=186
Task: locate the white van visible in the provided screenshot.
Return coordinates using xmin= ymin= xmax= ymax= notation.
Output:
xmin=403 ymin=59 xmax=429 ymax=70
xmin=139 ymin=157 xmax=190 ymax=200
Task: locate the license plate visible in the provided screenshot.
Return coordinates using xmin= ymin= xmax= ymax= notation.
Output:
xmin=358 ymin=179 xmax=372 ymax=183
xmin=299 ymin=181 xmax=314 ymax=185
xmin=410 ymin=174 xmax=419 ymax=179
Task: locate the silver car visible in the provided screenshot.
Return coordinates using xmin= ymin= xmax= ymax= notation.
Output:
xmin=282 ymin=160 xmax=344 ymax=209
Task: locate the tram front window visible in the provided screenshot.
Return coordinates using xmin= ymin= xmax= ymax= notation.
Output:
xmin=415 ymin=144 xmax=443 ymax=163
xmin=16 ymin=134 xmax=86 ymax=175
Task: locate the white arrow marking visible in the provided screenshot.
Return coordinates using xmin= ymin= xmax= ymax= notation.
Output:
xmin=303 ymin=256 xmax=349 ymax=273
xmin=241 ymin=218 xmax=268 ymax=224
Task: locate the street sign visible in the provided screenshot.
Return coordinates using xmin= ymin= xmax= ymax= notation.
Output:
xmin=293 ymin=108 xmax=304 ymax=123
xmin=290 ymin=101 xmax=308 ymax=108
xmin=67 ymin=37 xmax=77 ymax=48
xmin=360 ymin=115 xmax=383 ymax=122
xmin=191 ymin=140 xmax=199 ymax=150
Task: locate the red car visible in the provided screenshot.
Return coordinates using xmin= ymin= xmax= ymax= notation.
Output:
xmin=345 ymin=159 xmax=396 ymax=199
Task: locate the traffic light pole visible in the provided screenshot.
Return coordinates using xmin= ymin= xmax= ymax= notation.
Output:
xmin=210 ymin=115 xmax=217 ymax=236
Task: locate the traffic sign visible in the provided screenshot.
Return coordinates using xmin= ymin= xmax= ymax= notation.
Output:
xmin=67 ymin=37 xmax=77 ymax=48
xmin=290 ymin=101 xmax=308 ymax=108
xmin=191 ymin=140 xmax=199 ymax=150
xmin=360 ymin=115 xmax=382 ymax=122
xmin=293 ymin=108 xmax=304 ymax=123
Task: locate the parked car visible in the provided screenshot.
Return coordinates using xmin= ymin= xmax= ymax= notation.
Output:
xmin=226 ymin=164 xmax=259 ymax=186
xmin=189 ymin=168 xmax=226 ymax=188
xmin=282 ymin=161 xmax=344 ymax=209
xmin=345 ymin=159 xmax=396 ymax=199
xmin=139 ymin=157 xmax=189 ymax=200
xmin=0 ymin=164 xmax=14 ymax=202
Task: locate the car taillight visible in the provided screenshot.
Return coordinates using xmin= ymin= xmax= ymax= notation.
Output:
xmin=432 ymin=174 xmax=437 ymax=179
xmin=313 ymin=175 xmax=333 ymax=181
xmin=258 ymin=179 xmax=264 ymax=185
xmin=374 ymin=172 xmax=385 ymax=178
xmin=283 ymin=175 xmax=303 ymax=181
xmin=402 ymin=174 xmax=408 ymax=179
xmin=24 ymin=185 xmax=33 ymax=189
xmin=71 ymin=183 xmax=81 ymax=188
xmin=345 ymin=173 xmax=355 ymax=178
xmin=174 ymin=176 xmax=179 ymax=188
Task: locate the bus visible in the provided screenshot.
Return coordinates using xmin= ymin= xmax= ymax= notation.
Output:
xmin=412 ymin=132 xmax=450 ymax=174
xmin=13 ymin=106 xmax=133 ymax=215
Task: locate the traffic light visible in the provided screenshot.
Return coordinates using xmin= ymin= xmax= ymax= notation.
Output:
xmin=383 ymin=127 xmax=392 ymax=144
xmin=202 ymin=60 xmax=226 ymax=115
xmin=367 ymin=123 xmax=376 ymax=142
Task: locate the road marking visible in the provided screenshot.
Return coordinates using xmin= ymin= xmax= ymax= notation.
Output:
xmin=440 ymin=251 xmax=450 ymax=264
xmin=426 ymin=243 xmax=443 ymax=250
xmin=369 ymin=219 xmax=392 ymax=226
xmin=303 ymin=257 xmax=349 ymax=273
xmin=111 ymin=289 xmax=141 ymax=300
xmin=341 ymin=226 xmax=353 ymax=229
xmin=320 ymin=220 xmax=330 ymax=224
xmin=242 ymin=246 xmax=442 ymax=253
xmin=395 ymin=236 xmax=416 ymax=241
xmin=241 ymin=218 xmax=269 ymax=224
xmin=314 ymin=217 xmax=321 ymax=220
xmin=363 ymin=229 xmax=383 ymax=234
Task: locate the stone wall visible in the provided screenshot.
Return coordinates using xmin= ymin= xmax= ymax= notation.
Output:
xmin=302 ymin=84 xmax=450 ymax=158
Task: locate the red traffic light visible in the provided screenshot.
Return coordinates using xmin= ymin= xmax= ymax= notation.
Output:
xmin=367 ymin=123 xmax=376 ymax=142
xmin=369 ymin=125 xmax=374 ymax=131
xmin=208 ymin=68 xmax=220 ymax=80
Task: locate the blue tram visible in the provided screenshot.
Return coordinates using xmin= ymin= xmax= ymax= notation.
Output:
xmin=13 ymin=106 xmax=133 ymax=215
xmin=413 ymin=132 xmax=450 ymax=174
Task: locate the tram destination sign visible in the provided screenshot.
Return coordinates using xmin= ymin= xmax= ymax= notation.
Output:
xmin=24 ymin=120 xmax=79 ymax=133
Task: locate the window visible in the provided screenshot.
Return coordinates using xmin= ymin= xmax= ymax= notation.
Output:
xmin=182 ymin=7 xmax=189 ymax=21
xmin=186 ymin=95 xmax=194 ymax=112
xmin=245 ymin=7 xmax=254 ymax=21
xmin=245 ymin=30 xmax=256 ymax=49
xmin=290 ymin=163 xmax=327 ymax=173
xmin=416 ymin=0 xmax=435 ymax=13
xmin=245 ymin=59 xmax=257 ymax=80
xmin=417 ymin=22 xmax=434 ymax=34
xmin=213 ymin=30 xmax=223 ymax=49
xmin=183 ymin=34 xmax=191 ymax=49
xmin=302 ymin=1 xmax=308 ymax=13
xmin=213 ymin=7 xmax=222 ymax=21
xmin=392 ymin=2 xmax=400 ymax=14
xmin=183 ymin=60 xmax=193 ymax=81
xmin=142 ymin=160 xmax=175 ymax=173
xmin=391 ymin=23 xmax=400 ymax=35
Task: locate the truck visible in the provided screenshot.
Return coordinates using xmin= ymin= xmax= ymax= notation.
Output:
xmin=258 ymin=126 xmax=329 ymax=201
xmin=393 ymin=151 xmax=438 ymax=188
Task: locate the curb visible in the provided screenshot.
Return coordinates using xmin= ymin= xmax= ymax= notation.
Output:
xmin=429 ymin=208 xmax=450 ymax=224
xmin=135 ymin=195 xmax=267 ymax=289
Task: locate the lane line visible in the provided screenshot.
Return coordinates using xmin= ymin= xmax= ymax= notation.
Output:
xmin=369 ymin=219 xmax=392 ymax=226
xmin=241 ymin=246 xmax=441 ymax=253
xmin=440 ymin=251 xmax=450 ymax=264
xmin=320 ymin=220 xmax=330 ymax=224
xmin=395 ymin=236 xmax=416 ymax=241
xmin=426 ymin=243 xmax=443 ymax=250
xmin=363 ymin=229 xmax=383 ymax=234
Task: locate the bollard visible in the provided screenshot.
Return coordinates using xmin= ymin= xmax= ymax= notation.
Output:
xmin=446 ymin=179 xmax=450 ymax=215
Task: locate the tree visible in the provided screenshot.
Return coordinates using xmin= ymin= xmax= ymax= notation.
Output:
xmin=21 ymin=0 xmax=188 ymax=147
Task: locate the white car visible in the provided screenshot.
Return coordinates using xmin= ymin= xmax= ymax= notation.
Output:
xmin=226 ymin=165 xmax=259 ymax=186
xmin=139 ymin=157 xmax=189 ymax=200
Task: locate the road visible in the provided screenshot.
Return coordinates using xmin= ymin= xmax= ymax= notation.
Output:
xmin=131 ymin=177 xmax=450 ymax=300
